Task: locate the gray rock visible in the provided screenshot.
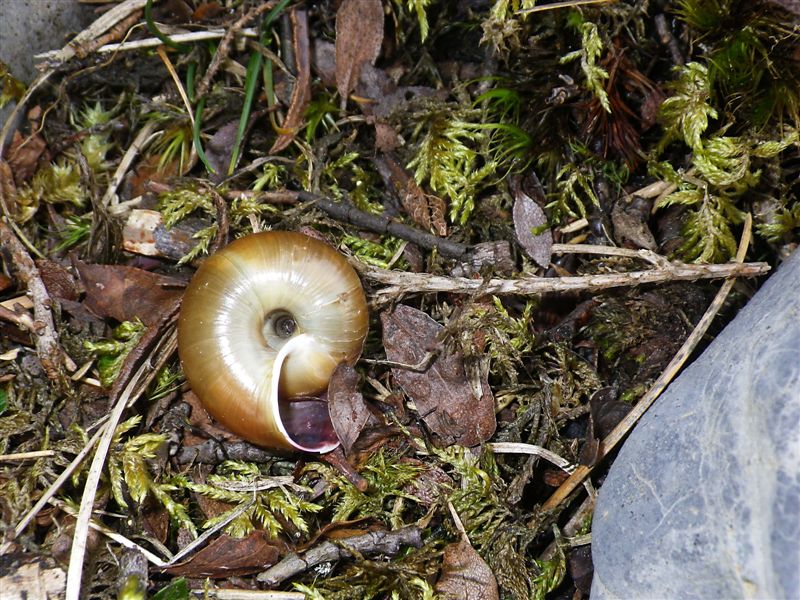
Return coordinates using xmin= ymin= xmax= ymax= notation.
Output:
xmin=591 ymin=250 xmax=800 ymax=599
xmin=0 ymin=0 xmax=93 ymax=137
xmin=0 ymin=0 xmax=92 ymax=84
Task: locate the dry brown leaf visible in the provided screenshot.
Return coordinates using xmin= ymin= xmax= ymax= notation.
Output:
xmin=37 ymin=259 xmax=80 ymax=302
xmin=0 ymin=161 xmax=17 ymax=219
xmin=6 ymin=122 xmax=49 ymax=186
xmin=327 ymin=363 xmax=372 ymax=455
xmin=204 ymin=120 xmax=239 ymax=180
xmin=381 ymin=305 xmax=496 ymax=447
xmin=512 ymin=174 xmax=552 ymax=268
xmin=375 ymin=154 xmax=447 ymax=236
xmin=75 ymin=262 xmax=184 ymax=325
xmin=435 ymin=536 xmax=500 ymax=600
xmin=163 ymin=531 xmax=280 ymax=578
xmin=335 ymin=0 xmax=384 ymax=109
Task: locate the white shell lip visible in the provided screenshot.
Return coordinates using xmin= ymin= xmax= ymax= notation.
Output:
xmin=270 ymin=333 xmax=340 ymax=453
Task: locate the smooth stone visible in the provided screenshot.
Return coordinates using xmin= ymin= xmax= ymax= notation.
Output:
xmin=591 ymin=249 xmax=800 ymax=599
xmin=0 ymin=0 xmax=93 ymax=131
xmin=0 ymin=0 xmax=93 ymax=84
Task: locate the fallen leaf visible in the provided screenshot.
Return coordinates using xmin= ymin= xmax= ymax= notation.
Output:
xmin=203 ymin=120 xmax=239 ymax=181
xmin=7 ymin=130 xmax=49 ymax=187
xmin=375 ymin=153 xmax=447 ymax=236
xmin=37 ymin=259 xmax=80 ymax=302
xmin=381 ymin=305 xmax=496 ymax=447
xmin=511 ymin=174 xmax=552 ymax=268
xmin=327 ymin=363 xmax=373 ymax=455
xmin=435 ymin=536 xmax=500 ymax=600
xmin=335 ymin=0 xmax=384 ymax=109
xmin=0 ymin=160 xmax=19 ymax=220
xmin=164 ymin=531 xmax=280 ymax=578
xmin=75 ymin=262 xmax=184 ymax=325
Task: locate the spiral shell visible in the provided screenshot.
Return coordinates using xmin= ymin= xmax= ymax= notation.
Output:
xmin=177 ymin=231 xmax=369 ymax=452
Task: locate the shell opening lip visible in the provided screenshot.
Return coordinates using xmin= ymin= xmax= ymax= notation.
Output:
xmin=270 ymin=333 xmax=340 ymax=453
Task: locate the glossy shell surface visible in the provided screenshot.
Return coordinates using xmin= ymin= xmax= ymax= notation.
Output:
xmin=177 ymin=231 xmax=368 ymax=451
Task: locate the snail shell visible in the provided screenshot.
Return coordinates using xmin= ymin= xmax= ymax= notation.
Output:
xmin=177 ymin=231 xmax=368 ymax=452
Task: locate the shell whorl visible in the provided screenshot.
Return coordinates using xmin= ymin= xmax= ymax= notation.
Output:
xmin=177 ymin=231 xmax=368 ymax=452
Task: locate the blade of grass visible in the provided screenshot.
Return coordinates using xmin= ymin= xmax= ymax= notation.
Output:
xmin=144 ymin=0 xmax=190 ymax=52
xmin=228 ymin=51 xmax=263 ymax=176
xmin=227 ymin=0 xmax=290 ymax=175
xmin=193 ymin=97 xmax=216 ymax=176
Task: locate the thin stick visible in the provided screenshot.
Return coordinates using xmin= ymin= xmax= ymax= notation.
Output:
xmin=49 ymin=0 xmax=148 ymax=64
xmin=36 ymin=28 xmax=260 ymax=60
xmin=257 ymin=527 xmax=423 ymax=587
xmin=541 ymin=214 xmax=754 ymax=511
xmin=0 ymin=220 xmax=66 ymax=383
xmin=195 ymin=2 xmax=279 ymax=99
xmin=0 ymin=450 xmax=55 ymax=462
xmin=361 ymin=259 xmax=768 ymax=304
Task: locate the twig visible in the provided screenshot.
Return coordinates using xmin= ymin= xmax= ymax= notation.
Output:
xmin=0 ymin=220 xmax=67 ymax=384
xmin=50 ymin=0 xmax=149 ymax=64
xmin=256 ymin=527 xmax=423 ymax=587
xmin=541 ymin=213 xmax=755 ymax=511
xmin=655 ymin=13 xmax=685 ymax=67
xmin=0 ymin=304 xmax=36 ymax=331
xmin=195 ymin=2 xmax=279 ymax=99
xmin=296 ymin=191 xmax=469 ymax=258
xmin=35 ymin=28 xmax=260 ymax=61
xmin=447 ymin=501 xmax=467 ymax=537
xmin=360 ymin=259 xmax=768 ymax=304
xmin=0 ymin=450 xmax=55 ymax=462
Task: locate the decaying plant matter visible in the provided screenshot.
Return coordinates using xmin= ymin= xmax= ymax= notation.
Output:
xmin=0 ymin=0 xmax=796 ymax=598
